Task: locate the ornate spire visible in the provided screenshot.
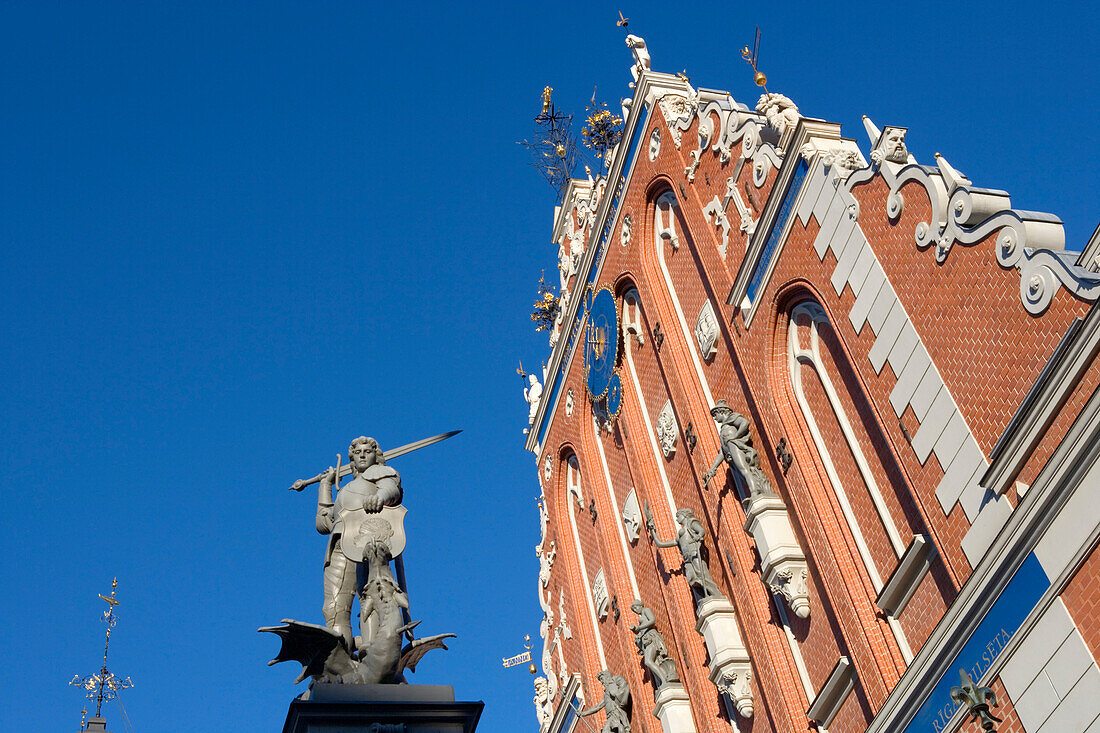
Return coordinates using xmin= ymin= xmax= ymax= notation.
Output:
xmin=70 ymin=578 xmax=134 ymax=723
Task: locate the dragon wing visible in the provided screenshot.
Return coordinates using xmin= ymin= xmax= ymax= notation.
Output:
xmin=258 ymin=619 xmax=354 ymax=684
xmin=397 ymin=632 xmax=457 ymax=677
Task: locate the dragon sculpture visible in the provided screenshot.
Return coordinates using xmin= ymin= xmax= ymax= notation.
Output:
xmin=260 ymin=538 xmax=454 ymax=685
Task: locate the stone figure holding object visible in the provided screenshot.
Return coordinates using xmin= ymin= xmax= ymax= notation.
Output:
xmin=703 ymin=400 xmax=776 ymax=500
xmin=646 ymin=504 xmax=724 ymax=601
xmin=578 ymin=670 xmax=632 ymax=733
xmin=629 ymin=600 xmax=680 ymax=690
xmin=314 ymin=436 xmax=403 ymax=650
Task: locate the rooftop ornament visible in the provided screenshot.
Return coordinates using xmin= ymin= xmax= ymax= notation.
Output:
xmin=740 ymin=27 xmax=768 ymax=91
xmin=530 ymin=272 xmax=560 ymax=333
xmin=519 ymin=86 xmax=580 ymax=203
xmin=581 ymin=88 xmax=624 ymax=167
xmin=70 ymin=578 xmax=134 ymax=723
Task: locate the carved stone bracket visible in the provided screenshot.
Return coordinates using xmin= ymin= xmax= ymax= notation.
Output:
xmin=744 ymin=495 xmax=811 ymax=618
xmin=695 ymin=597 xmax=754 ymax=719
xmin=652 ymin=682 xmax=697 ymax=733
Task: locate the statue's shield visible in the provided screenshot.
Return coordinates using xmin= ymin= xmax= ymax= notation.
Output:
xmin=341 ymin=504 xmax=407 ymax=562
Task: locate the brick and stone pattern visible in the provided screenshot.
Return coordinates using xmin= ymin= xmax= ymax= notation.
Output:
xmin=532 ymin=86 xmax=1098 ymax=733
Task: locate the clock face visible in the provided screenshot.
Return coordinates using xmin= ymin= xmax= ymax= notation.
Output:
xmin=585 ymin=288 xmax=619 ymax=399
xmin=605 ymin=372 xmax=623 ymax=418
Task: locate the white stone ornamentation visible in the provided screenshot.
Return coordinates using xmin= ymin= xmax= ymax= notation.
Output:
xmin=755 ymin=92 xmax=800 ymax=143
xmin=533 ymin=676 xmax=554 ymax=731
xmin=654 ymin=192 xmax=680 ymax=251
xmin=653 ymin=683 xmax=698 ymax=733
xmin=703 ymin=196 xmax=731 ymax=258
xmin=656 ymin=400 xmax=678 ymax=458
xmin=543 ymin=455 xmax=552 ymax=482
xmin=538 ymin=540 xmax=556 ymax=589
xmin=744 ymin=494 xmax=811 ymax=618
xmin=524 ymin=373 xmax=543 ymax=434
xmin=695 ymin=596 xmax=754 ymax=719
xmin=685 ymin=115 xmax=712 ymax=182
xmin=870 ymin=125 xmax=909 ymax=165
xmin=649 ymin=127 xmax=661 ymax=161
xmin=621 ymin=213 xmax=633 ymax=248
xmin=622 ymin=488 xmax=641 ymax=543
xmin=565 ymin=388 xmax=575 ymax=417
xmin=694 ymin=301 xmax=719 ymax=360
xmin=658 ymin=94 xmax=694 ymax=149
xmin=625 ymin=34 xmax=650 ymax=85
xmin=592 ymin=569 xmax=609 ymax=620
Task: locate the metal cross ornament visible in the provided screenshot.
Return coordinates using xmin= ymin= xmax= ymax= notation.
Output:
xmin=70 ymin=578 xmax=134 ymax=718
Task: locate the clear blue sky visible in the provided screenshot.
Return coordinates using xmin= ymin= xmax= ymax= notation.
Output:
xmin=0 ymin=2 xmax=1095 ymax=731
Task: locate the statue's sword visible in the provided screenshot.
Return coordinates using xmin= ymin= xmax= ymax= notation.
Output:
xmin=288 ymin=429 xmax=462 ymax=491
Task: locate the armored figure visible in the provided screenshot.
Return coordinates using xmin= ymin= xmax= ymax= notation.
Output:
xmin=629 ymin=600 xmax=679 ymax=690
xmin=703 ymin=400 xmax=776 ymax=500
xmin=315 ymin=436 xmax=403 ymax=649
xmin=579 ymin=670 xmax=632 ymax=733
xmin=647 ymin=506 xmax=724 ymax=600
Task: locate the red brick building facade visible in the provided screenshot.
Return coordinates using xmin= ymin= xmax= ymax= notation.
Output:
xmin=526 ymin=37 xmax=1100 ymax=733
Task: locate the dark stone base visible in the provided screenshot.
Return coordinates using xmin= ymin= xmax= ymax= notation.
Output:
xmin=282 ymin=684 xmax=483 ymax=733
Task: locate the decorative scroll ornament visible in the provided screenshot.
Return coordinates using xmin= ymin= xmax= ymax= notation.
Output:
xmin=656 ymin=400 xmax=678 ymax=458
xmin=850 ymin=117 xmax=1100 ymax=315
xmin=694 ymin=301 xmax=719 ymax=359
xmin=703 ymin=196 xmax=731 ymax=258
xmin=950 ymin=669 xmax=1002 ymax=732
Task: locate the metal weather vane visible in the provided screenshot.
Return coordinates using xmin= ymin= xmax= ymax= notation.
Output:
xmin=501 ymin=634 xmax=536 ymax=673
xmin=70 ymin=578 xmax=134 ymax=719
xmin=740 ymin=27 xmax=769 ymax=92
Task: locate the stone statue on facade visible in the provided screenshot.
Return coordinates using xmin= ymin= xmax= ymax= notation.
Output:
xmin=579 ymin=670 xmax=632 ymax=733
xmin=703 ymin=400 xmax=776 ymax=501
xmin=629 ymin=600 xmax=680 ymax=690
xmin=755 ymin=93 xmax=800 ymax=140
xmin=524 ymin=373 xmax=543 ymax=432
xmin=261 ymin=433 xmax=458 ymax=686
xmin=645 ymin=504 xmax=724 ymax=601
xmin=625 ymin=35 xmax=650 ymax=84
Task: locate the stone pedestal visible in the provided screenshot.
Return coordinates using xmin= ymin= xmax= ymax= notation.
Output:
xmin=652 ymin=682 xmax=696 ymax=733
xmin=283 ymin=684 xmax=483 ymax=733
xmin=744 ymin=495 xmax=810 ymax=618
xmin=695 ymin=597 xmax=753 ymax=719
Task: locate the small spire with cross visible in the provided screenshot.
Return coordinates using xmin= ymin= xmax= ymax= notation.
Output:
xmin=70 ymin=578 xmax=134 ymax=728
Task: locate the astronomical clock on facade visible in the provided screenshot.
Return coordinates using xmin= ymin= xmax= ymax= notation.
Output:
xmin=523 ymin=34 xmax=1100 ymax=733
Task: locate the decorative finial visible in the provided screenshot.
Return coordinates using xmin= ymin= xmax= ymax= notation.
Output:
xmin=541 ymin=86 xmax=553 ymax=115
xmin=740 ymin=27 xmax=768 ymax=91
xmin=71 ymin=579 xmax=134 ymax=720
xmin=617 ymin=11 xmax=629 ymax=28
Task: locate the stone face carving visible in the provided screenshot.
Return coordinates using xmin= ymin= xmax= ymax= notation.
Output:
xmin=524 ymin=374 xmax=543 ymax=432
xmin=694 ymin=301 xmax=719 ymax=359
xmin=870 ymin=126 xmax=909 ymax=165
xmin=658 ymin=94 xmax=694 ymax=149
xmin=579 ymin=671 xmax=632 ymax=733
xmin=647 ymin=505 xmax=725 ymax=602
xmin=534 ymin=676 xmax=554 ymax=731
xmin=648 ymin=127 xmax=661 ymax=160
xmin=656 ymin=400 xmax=678 ymax=458
xmin=817 ymin=147 xmax=865 ymax=180
xmin=625 ymin=34 xmax=650 ymax=84
xmin=755 ymin=92 xmax=800 ymax=141
xmin=703 ymin=400 xmax=776 ymax=500
xmin=630 ymin=600 xmax=680 ymax=689
xmin=622 ymin=489 xmax=641 ymax=543
xmin=592 ymin=570 xmax=610 ymax=620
